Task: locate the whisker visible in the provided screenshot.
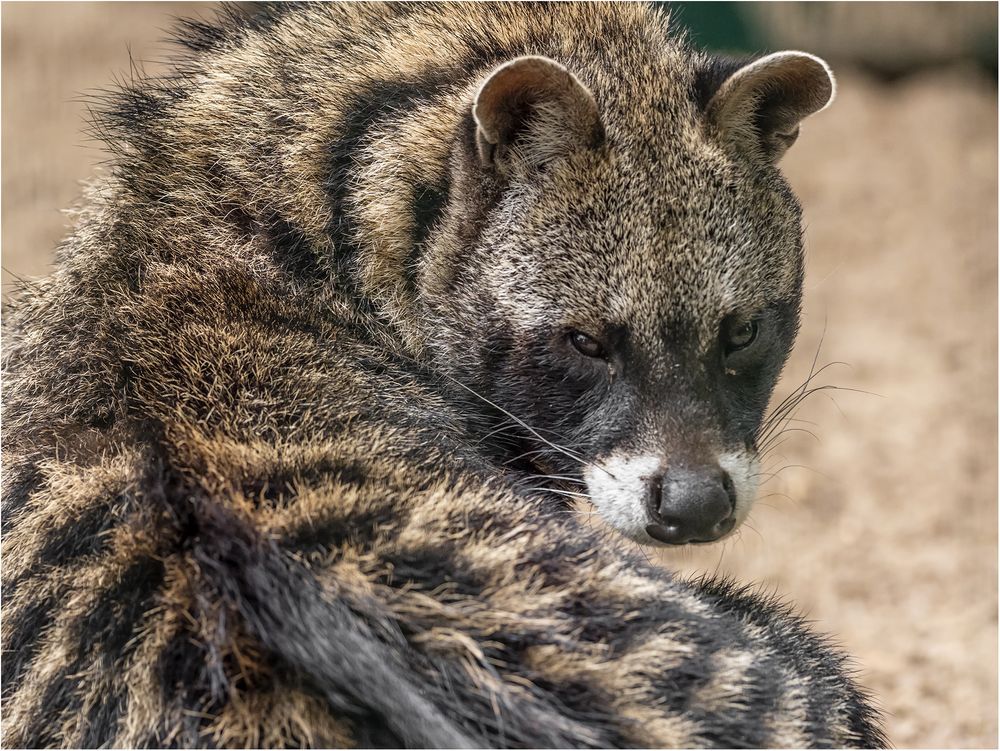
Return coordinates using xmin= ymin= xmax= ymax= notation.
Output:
xmin=742 ymin=519 xmax=765 ymax=544
xmin=711 ymin=539 xmax=727 ymax=577
xmin=758 ymin=426 xmax=820 ymax=454
xmin=523 ymin=487 xmax=594 ymax=501
xmin=525 ymin=473 xmax=587 ymax=485
xmin=389 ymin=350 xmax=615 ymax=478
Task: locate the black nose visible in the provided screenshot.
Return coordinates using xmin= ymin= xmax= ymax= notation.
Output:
xmin=645 ymin=467 xmax=736 ymax=544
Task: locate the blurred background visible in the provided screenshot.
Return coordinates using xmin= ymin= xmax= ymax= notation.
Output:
xmin=2 ymin=3 xmax=997 ymax=747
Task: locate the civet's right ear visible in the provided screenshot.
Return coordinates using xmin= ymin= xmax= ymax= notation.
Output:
xmin=704 ymin=51 xmax=835 ymax=164
xmin=472 ymin=55 xmax=605 ymax=174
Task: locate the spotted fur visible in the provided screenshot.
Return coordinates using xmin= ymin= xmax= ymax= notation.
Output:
xmin=2 ymin=3 xmax=886 ymax=747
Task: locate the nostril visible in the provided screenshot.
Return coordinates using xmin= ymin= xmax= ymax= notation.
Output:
xmin=645 ymin=474 xmax=664 ymax=518
xmin=713 ymin=516 xmax=736 ymax=537
xmin=720 ymin=471 xmax=737 ymax=509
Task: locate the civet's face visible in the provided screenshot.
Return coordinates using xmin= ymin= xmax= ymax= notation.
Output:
xmin=430 ymin=52 xmax=833 ymax=545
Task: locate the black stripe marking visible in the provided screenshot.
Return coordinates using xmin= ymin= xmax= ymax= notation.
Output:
xmin=691 ymin=54 xmax=754 ymax=112
xmin=405 ymin=181 xmax=450 ymax=297
xmin=4 ymin=497 xmax=118 ymax=602
xmin=0 ymin=462 xmax=43 ymax=536
xmin=283 ymin=500 xmax=408 ymax=556
xmin=173 ymin=3 xmax=306 ymax=54
xmin=322 ymin=31 xmax=518 ymax=303
xmin=1 ymin=591 xmax=57 ymax=699
xmin=13 ymin=556 xmax=165 ymax=747
xmin=264 ymin=212 xmax=328 ymax=282
xmin=690 ymin=645 xmax=784 ymax=748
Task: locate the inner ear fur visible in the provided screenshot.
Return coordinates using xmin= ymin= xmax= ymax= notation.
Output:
xmin=706 ymin=51 xmax=835 ymax=164
xmin=472 ymin=55 xmax=604 ymax=172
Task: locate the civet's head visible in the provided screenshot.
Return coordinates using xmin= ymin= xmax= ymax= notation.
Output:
xmin=424 ymin=45 xmax=834 ymax=546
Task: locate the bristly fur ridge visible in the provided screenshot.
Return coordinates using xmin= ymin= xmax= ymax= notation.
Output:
xmin=2 ymin=3 xmax=886 ymax=747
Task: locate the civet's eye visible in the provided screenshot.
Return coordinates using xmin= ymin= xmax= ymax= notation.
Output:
xmin=724 ymin=319 xmax=759 ymax=354
xmin=568 ymin=330 xmax=606 ymax=359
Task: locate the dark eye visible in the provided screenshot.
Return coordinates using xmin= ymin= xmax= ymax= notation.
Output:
xmin=568 ymin=330 xmax=606 ymax=359
xmin=724 ymin=319 xmax=758 ymax=354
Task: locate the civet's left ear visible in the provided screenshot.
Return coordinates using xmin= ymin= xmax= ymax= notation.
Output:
xmin=472 ymin=55 xmax=604 ymax=173
xmin=706 ymin=51 xmax=835 ymax=164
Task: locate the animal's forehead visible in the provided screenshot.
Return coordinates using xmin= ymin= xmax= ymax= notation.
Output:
xmin=490 ymin=150 xmax=801 ymax=350
xmin=537 ymin=147 xmax=795 ymax=262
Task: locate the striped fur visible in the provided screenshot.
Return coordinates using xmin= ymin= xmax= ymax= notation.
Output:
xmin=2 ymin=3 xmax=885 ymax=747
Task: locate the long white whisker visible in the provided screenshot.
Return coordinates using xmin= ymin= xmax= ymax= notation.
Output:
xmin=524 ymin=487 xmax=594 ymax=501
xmin=391 ymin=350 xmax=617 ymax=479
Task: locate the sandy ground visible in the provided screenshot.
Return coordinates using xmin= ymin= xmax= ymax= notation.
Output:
xmin=2 ymin=5 xmax=997 ymax=748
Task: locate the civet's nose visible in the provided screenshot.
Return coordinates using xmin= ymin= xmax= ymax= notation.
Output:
xmin=645 ymin=466 xmax=736 ymax=544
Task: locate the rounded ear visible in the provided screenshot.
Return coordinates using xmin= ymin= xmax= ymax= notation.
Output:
xmin=706 ymin=51 xmax=835 ymax=164
xmin=472 ymin=55 xmax=604 ymax=173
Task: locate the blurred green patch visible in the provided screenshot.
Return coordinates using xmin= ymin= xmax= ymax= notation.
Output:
xmin=662 ymin=2 xmax=997 ymax=80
